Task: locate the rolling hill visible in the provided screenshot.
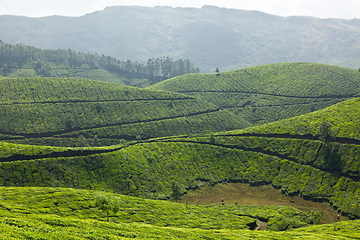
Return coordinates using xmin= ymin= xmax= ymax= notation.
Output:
xmin=0 ymin=77 xmax=249 ymax=146
xmin=149 ymin=62 xmax=360 ymax=125
xmin=1 ymin=97 xmax=360 ymax=219
xmin=0 ymin=187 xmax=315 ymax=231
xmin=1 ymin=5 xmax=360 ymax=72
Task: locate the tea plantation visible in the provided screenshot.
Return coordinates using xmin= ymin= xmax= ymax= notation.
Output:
xmin=0 ymin=100 xmax=359 ymax=219
xmin=149 ymin=62 xmax=360 ymax=125
xmin=1 ymin=64 xmax=360 ymax=239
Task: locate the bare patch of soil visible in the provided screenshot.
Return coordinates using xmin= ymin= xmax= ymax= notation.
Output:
xmin=180 ymin=182 xmax=347 ymax=224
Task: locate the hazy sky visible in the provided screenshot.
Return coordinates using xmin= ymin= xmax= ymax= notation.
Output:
xmin=0 ymin=0 xmax=359 ymax=19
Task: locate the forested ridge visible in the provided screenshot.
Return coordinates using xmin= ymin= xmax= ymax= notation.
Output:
xmin=0 ymin=41 xmax=199 ymax=86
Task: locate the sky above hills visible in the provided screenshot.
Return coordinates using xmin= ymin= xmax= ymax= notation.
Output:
xmin=0 ymin=0 xmax=359 ymax=19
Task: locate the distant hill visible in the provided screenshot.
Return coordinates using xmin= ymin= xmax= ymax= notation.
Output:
xmin=0 ymin=77 xmax=248 ymax=146
xmin=1 ymin=5 xmax=360 ymax=72
xmin=149 ymin=62 xmax=360 ymax=125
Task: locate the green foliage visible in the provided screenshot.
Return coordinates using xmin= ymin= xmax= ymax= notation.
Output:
xmin=94 ymin=194 xmax=120 ymax=222
xmin=318 ymin=121 xmax=334 ymax=143
xmin=310 ymin=210 xmax=323 ymax=225
xmin=170 ymin=180 xmax=182 ymax=201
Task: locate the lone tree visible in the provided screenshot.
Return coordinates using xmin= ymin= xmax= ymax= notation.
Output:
xmin=170 ymin=180 xmax=182 ymax=202
xmin=318 ymin=121 xmax=333 ymax=144
xmin=215 ymin=67 xmax=220 ymax=76
xmin=94 ymin=195 xmax=120 ymax=222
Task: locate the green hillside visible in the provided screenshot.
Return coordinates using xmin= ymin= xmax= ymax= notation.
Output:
xmin=1 ymin=97 xmax=360 ymax=219
xmin=0 ymin=188 xmax=358 ymax=239
xmin=230 ymin=97 xmax=360 ymax=140
xmin=1 ymin=212 xmax=359 ymax=239
xmin=0 ymin=187 xmax=360 ymax=239
xmin=149 ymin=62 xmax=360 ymax=125
xmin=0 ymin=77 xmax=249 ymax=146
xmin=0 ymin=187 xmax=315 ymax=231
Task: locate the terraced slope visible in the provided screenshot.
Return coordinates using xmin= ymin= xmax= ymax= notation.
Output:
xmin=0 ymin=77 xmax=249 ymax=146
xmin=149 ymin=62 xmax=360 ymax=125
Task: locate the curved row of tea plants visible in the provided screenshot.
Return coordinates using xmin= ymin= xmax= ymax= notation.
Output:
xmin=149 ymin=62 xmax=360 ymax=125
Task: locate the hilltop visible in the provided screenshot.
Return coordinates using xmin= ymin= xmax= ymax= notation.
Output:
xmin=1 ymin=6 xmax=360 ymax=72
xmin=149 ymin=62 xmax=360 ymax=125
xmin=0 ymin=77 xmax=248 ymax=146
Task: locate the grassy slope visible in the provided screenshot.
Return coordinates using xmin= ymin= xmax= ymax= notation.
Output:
xmin=0 ymin=187 xmax=314 ymax=231
xmin=149 ymin=62 xmax=360 ymax=125
xmin=0 ymin=188 xmax=358 ymax=239
xmin=0 ymin=77 xmax=249 ymax=146
xmin=1 ymin=212 xmax=359 ymax=239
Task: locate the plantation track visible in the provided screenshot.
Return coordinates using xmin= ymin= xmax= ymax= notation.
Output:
xmin=177 ymin=90 xmax=358 ymax=99
xmin=0 ymin=108 xmax=222 ymax=139
xmin=217 ymin=133 xmax=360 ymax=145
xmin=0 ymin=145 xmax=130 ymax=163
xmin=0 ymin=97 xmax=194 ymax=105
xmin=223 ymin=99 xmax=348 ymax=109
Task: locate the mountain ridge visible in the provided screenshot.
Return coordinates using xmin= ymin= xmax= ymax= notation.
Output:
xmin=1 ymin=5 xmax=360 ymax=72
